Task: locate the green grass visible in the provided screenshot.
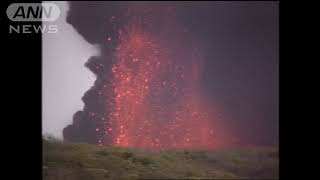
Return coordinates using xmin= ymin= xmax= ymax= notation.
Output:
xmin=43 ymin=139 xmax=278 ymax=180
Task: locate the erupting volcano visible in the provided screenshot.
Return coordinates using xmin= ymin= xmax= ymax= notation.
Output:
xmin=64 ymin=2 xmax=263 ymax=150
xmin=102 ymin=24 xmax=229 ymax=149
xmin=60 ymin=0 xmax=280 ymax=149
xmin=63 ymin=3 xmax=231 ymax=149
xmin=96 ymin=5 xmax=231 ymax=149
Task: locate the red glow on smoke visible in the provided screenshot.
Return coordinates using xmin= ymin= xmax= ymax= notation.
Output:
xmin=102 ymin=5 xmax=230 ymax=149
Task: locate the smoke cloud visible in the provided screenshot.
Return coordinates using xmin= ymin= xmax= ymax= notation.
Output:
xmin=63 ymin=2 xmax=278 ymax=148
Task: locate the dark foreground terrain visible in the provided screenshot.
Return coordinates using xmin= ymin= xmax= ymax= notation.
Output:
xmin=43 ymin=139 xmax=278 ymax=180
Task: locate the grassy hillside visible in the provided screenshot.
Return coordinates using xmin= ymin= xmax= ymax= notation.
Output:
xmin=43 ymin=139 xmax=278 ymax=180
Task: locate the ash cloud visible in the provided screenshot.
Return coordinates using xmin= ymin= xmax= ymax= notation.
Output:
xmin=63 ymin=2 xmax=127 ymax=144
xmin=63 ymin=2 xmax=278 ymax=147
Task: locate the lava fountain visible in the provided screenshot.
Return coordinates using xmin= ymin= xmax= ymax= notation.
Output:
xmin=99 ymin=4 xmax=230 ymax=149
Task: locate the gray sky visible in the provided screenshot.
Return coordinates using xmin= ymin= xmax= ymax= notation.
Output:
xmin=42 ymin=1 xmax=99 ymax=138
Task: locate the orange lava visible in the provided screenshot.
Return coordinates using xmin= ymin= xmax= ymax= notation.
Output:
xmin=102 ymin=5 xmax=230 ymax=149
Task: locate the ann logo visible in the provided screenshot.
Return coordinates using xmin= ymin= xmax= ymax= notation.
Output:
xmin=13 ymin=5 xmax=52 ymax=19
xmin=7 ymin=3 xmax=60 ymax=22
